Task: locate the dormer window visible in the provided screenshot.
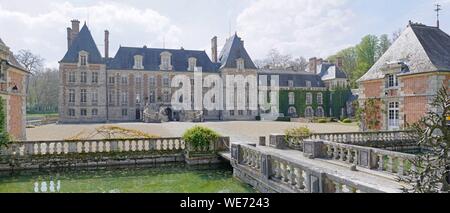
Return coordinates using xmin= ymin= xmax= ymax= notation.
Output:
xmin=237 ymin=58 xmax=245 ymax=70
xmin=78 ymin=51 xmax=88 ymax=67
xmin=188 ymin=57 xmax=197 ymax=71
xmin=386 ymin=74 xmax=399 ymax=88
xmin=288 ymin=80 xmax=294 ymax=88
xmin=160 ymin=51 xmax=173 ymax=71
xmin=0 ymin=60 xmax=7 ymax=82
xmin=133 ymin=55 xmax=144 ymax=70
xmin=306 ymin=81 xmax=312 ymax=88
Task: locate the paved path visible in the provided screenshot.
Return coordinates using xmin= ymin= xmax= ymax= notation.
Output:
xmin=26 ymin=121 xmax=358 ymax=142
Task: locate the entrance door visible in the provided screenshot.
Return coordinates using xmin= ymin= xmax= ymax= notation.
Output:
xmin=165 ymin=108 xmax=173 ymax=121
xmin=388 ymin=102 xmax=399 ymax=130
xmin=135 ymin=109 xmax=141 ymax=121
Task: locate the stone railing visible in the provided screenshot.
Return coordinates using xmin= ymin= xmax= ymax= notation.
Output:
xmin=0 ymin=137 xmax=231 ymax=171
xmin=305 ymin=140 xmax=416 ymax=177
xmin=231 ymin=143 xmax=388 ymax=193
xmin=309 ymin=130 xmax=417 ymax=147
xmin=4 ymin=137 xmax=186 ymax=156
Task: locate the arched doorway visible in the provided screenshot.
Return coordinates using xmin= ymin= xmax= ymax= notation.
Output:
xmin=165 ymin=108 xmax=173 ymax=121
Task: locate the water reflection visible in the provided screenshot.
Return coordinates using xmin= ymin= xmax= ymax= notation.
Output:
xmin=33 ymin=175 xmax=61 ymax=193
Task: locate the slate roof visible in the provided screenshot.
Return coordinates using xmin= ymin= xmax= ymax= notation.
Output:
xmin=317 ymin=63 xmax=348 ymax=80
xmin=0 ymin=37 xmax=27 ymax=72
xmin=60 ymin=24 xmax=104 ymax=64
xmin=219 ymin=34 xmax=257 ymax=69
xmin=359 ymin=23 xmax=450 ymax=82
xmin=107 ymin=47 xmax=220 ymax=72
xmin=258 ymin=70 xmax=325 ymax=88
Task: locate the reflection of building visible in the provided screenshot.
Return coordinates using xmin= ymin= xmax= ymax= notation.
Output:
xmin=59 ymin=20 xmax=257 ymax=123
xmin=0 ymin=37 xmax=29 ymax=140
xmin=358 ymin=22 xmax=450 ymax=130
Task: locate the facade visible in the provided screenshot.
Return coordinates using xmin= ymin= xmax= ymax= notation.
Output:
xmin=0 ymin=37 xmax=29 ymax=140
xmin=59 ymin=20 xmax=258 ymax=123
xmin=358 ymin=22 xmax=450 ymax=131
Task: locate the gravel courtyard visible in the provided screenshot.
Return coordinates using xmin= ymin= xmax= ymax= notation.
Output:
xmin=26 ymin=121 xmax=358 ymax=143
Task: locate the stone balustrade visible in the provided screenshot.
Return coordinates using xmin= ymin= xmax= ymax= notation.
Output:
xmin=371 ymin=148 xmax=416 ymax=177
xmin=309 ymin=130 xmax=417 ymax=147
xmin=231 ymin=143 xmax=391 ymax=193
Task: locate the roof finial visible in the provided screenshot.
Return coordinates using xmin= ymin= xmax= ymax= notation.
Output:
xmin=435 ymin=3 xmax=442 ymax=28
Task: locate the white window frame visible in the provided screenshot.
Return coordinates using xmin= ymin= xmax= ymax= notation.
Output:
xmin=288 ymin=92 xmax=295 ymax=105
xmin=317 ymin=93 xmax=323 ymax=105
xmin=80 ymin=89 xmax=87 ymax=103
xmin=386 ymin=74 xmax=399 ymax=88
xmin=92 ymin=90 xmax=98 ymax=103
xmin=92 ymin=72 xmax=98 ymax=83
xmin=316 ymin=107 xmax=324 ymax=117
xmin=288 ymin=80 xmax=294 ymax=88
xmin=133 ymin=55 xmax=144 ymax=70
xmin=237 ymin=58 xmax=245 ymax=70
xmin=306 ymin=81 xmax=312 ymax=88
xmin=80 ymin=72 xmax=87 ymax=83
xmin=160 ymin=51 xmax=173 ymax=70
xmin=78 ymin=51 xmax=88 ymax=67
xmin=68 ymin=72 xmax=76 ymax=83
xmin=305 ymin=107 xmax=314 ymax=118
xmin=68 ymin=89 xmax=75 ymax=103
xmin=388 ymin=102 xmax=400 ymax=130
xmin=188 ymin=57 xmax=197 ymax=71
xmin=306 ymin=93 xmax=313 ymax=105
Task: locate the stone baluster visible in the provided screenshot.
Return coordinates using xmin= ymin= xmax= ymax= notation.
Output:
xmin=334 ymin=182 xmax=343 ymax=193
xmin=339 ymin=147 xmax=346 ymax=161
xmin=353 ymin=150 xmax=358 ymax=165
xmin=333 ymin=145 xmax=339 ymax=160
xmin=294 ymin=167 xmax=305 ymax=190
xmin=346 ymin=149 xmax=353 ymax=164
xmin=387 ymin=156 xmax=394 ymax=173
xmin=398 ymin=158 xmax=405 ymax=176
xmin=281 ymin=162 xmax=289 ymax=183
xmin=288 ymin=164 xmax=296 ymax=186
xmin=378 ymin=154 xmax=384 ymax=171
xmin=326 ymin=145 xmax=333 ymax=158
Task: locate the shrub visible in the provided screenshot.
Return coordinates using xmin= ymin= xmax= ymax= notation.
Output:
xmin=182 ymin=126 xmax=220 ymax=149
xmin=342 ymin=118 xmax=352 ymax=123
xmin=276 ymin=117 xmax=291 ymax=122
xmin=285 ymin=126 xmax=312 ymax=145
xmin=0 ymin=97 xmax=11 ymax=149
xmin=318 ymin=119 xmax=328 ymax=123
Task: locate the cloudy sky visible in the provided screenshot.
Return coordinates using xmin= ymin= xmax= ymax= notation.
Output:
xmin=1 ymin=0 xmax=449 ymax=68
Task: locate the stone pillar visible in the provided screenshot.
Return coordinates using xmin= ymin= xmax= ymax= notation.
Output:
xmin=260 ymin=154 xmax=271 ymax=179
xmin=269 ymin=134 xmax=288 ymax=150
xmin=303 ymin=140 xmax=324 ymax=158
xmin=259 ymin=136 xmax=266 ymax=146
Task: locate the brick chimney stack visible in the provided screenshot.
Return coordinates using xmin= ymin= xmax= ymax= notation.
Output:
xmin=309 ymin=57 xmax=317 ymax=73
xmin=104 ymin=30 xmax=110 ymax=59
xmin=67 ymin=20 xmax=80 ymax=49
xmin=211 ymin=36 xmax=218 ymax=63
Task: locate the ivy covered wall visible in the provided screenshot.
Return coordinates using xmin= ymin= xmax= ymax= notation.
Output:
xmin=279 ymin=88 xmax=351 ymax=118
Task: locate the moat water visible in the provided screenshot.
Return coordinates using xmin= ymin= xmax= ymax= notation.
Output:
xmin=0 ymin=164 xmax=256 ymax=193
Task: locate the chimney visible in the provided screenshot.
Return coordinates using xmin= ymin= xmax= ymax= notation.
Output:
xmin=71 ymin=20 xmax=80 ymax=33
xmin=67 ymin=27 xmax=72 ymax=49
xmin=317 ymin=58 xmax=323 ymax=65
xmin=104 ymin=30 xmax=109 ymax=59
xmin=211 ymin=36 xmax=218 ymax=63
xmin=309 ymin=57 xmax=317 ymax=73
xmin=336 ymin=57 xmax=343 ymax=68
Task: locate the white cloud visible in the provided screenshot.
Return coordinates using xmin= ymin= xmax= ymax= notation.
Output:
xmin=0 ymin=1 xmax=182 ymax=68
xmin=236 ymin=0 xmax=355 ymax=60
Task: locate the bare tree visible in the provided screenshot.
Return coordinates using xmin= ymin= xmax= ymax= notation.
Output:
xmin=14 ymin=49 xmax=44 ymax=74
xmin=392 ymin=28 xmax=403 ymax=43
xmin=288 ymin=57 xmax=308 ymax=72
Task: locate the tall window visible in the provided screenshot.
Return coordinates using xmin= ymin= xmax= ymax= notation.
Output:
xmin=122 ymin=109 xmax=128 ymax=117
xmin=288 ymin=92 xmax=295 ymax=105
xmin=160 ymin=52 xmax=172 ymax=70
xmin=317 ymin=93 xmax=323 ymax=105
xmin=149 ymin=76 xmax=156 ymax=87
xmin=108 ymin=90 xmax=115 ymax=106
xmin=133 ymin=55 xmax=144 ymax=69
xmin=80 ymin=89 xmax=87 ymax=103
xmin=68 ymin=89 xmax=75 ymax=103
xmin=92 ymin=90 xmax=98 ymax=103
xmin=163 ymin=90 xmax=170 ymax=102
xmin=108 ymin=76 xmax=115 ymax=84
xmin=230 ymin=110 xmax=235 ymax=116
xmin=135 ymin=76 xmax=142 ymax=87
xmin=68 ymin=72 xmax=76 ymax=83
xmin=188 ymin=57 xmax=197 ymax=71
xmin=305 ymin=107 xmax=314 ymax=118
xmin=80 ymin=109 xmax=87 ymax=116
xmin=386 ymin=74 xmax=398 ymax=88
xmin=68 ymin=109 xmax=75 ymax=117
xmin=121 ymin=91 xmax=128 ymax=105
xmin=388 ymin=102 xmax=400 ymax=129
xmin=288 ymin=107 xmax=297 ymax=116
xmin=121 ymin=75 xmax=128 ymax=85
xmin=149 ymin=90 xmax=156 ymax=103
xmin=237 ymin=58 xmax=245 ymax=70
xmin=92 ymin=72 xmax=98 ymax=83
xmin=136 ymin=93 xmax=141 ymax=104
xmin=163 ymin=76 xmax=170 ymax=87
xmin=306 ymin=93 xmax=312 ymax=105
xmin=92 ymin=109 xmax=98 ymax=116
xmin=80 ymin=72 xmax=87 ymax=83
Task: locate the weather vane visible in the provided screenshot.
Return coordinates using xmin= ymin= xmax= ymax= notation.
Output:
xmin=435 ymin=3 xmax=442 ymax=28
